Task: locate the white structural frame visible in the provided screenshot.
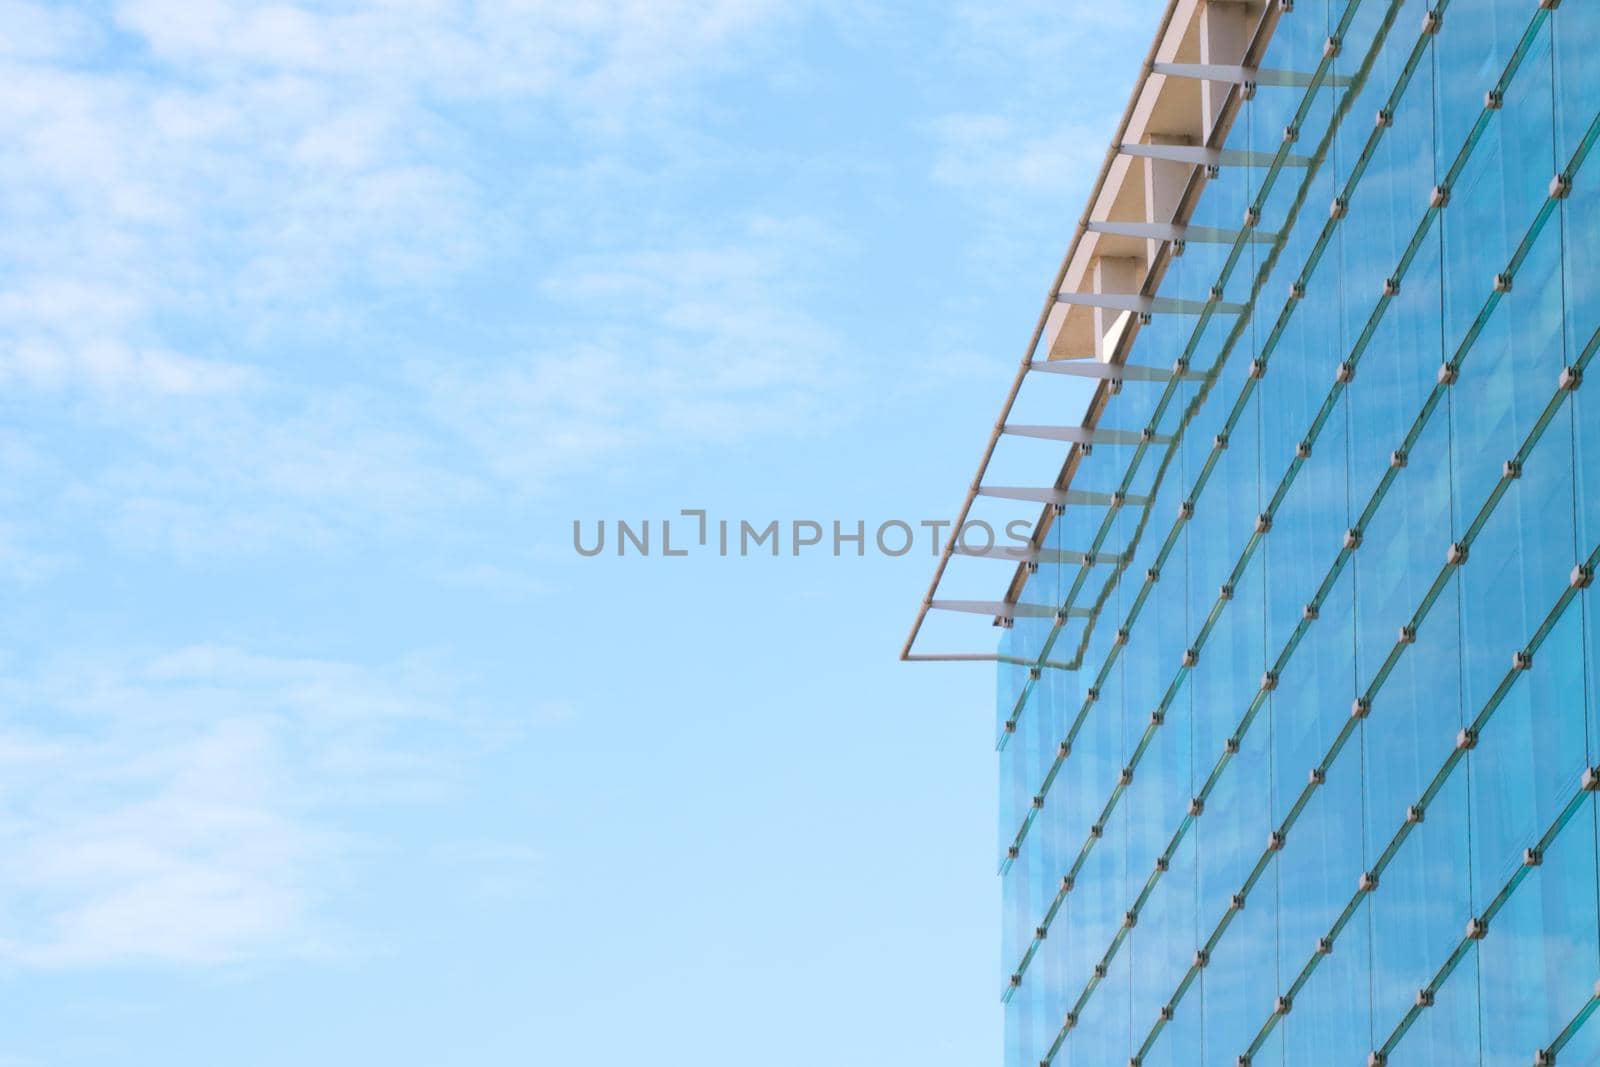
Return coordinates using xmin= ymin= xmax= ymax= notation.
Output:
xmin=903 ymin=0 xmax=1283 ymax=663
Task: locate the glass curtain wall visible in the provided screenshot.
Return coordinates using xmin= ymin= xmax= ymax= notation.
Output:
xmin=997 ymin=1 xmax=1600 ymax=1064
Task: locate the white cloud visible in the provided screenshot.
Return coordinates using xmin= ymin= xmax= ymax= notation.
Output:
xmin=81 ymin=385 xmax=481 ymax=556
xmin=0 ymin=645 xmax=456 ymax=967
xmin=0 ymin=337 xmax=256 ymax=397
xmin=438 ymin=561 xmax=549 ymax=601
xmin=926 ymin=113 xmax=1106 ymax=195
xmin=0 ymin=0 xmax=834 ymax=555
xmin=111 ymin=0 xmax=789 ymax=105
xmin=0 ymin=0 xmax=798 ymax=396
xmin=923 ymin=0 xmax=1160 ymax=213
xmin=0 ymin=1 xmax=99 ymax=61
xmin=415 ymin=217 xmax=848 ymax=489
xmin=948 ymin=0 xmax=1148 ymax=64
xmin=0 ymin=521 xmax=62 ymax=585
xmin=434 ymin=839 xmax=544 ymax=903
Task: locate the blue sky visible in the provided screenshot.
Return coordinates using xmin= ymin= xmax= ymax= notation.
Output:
xmin=0 ymin=2 xmax=1159 ymax=1063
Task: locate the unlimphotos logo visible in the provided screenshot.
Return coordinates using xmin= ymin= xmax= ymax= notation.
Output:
xmin=572 ymin=509 xmax=1037 ymax=558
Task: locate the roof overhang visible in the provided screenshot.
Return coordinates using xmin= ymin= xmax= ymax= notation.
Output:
xmin=902 ymin=0 xmax=1282 ymax=663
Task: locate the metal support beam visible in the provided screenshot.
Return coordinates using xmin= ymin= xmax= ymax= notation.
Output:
xmin=1002 ymin=424 xmax=1173 ymax=446
xmin=1027 ymin=359 xmax=1203 ymax=382
xmin=951 ymin=544 xmax=1109 ymax=565
xmin=1054 ymin=292 xmax=1247 ymax=315
xmin=1152 ymin=62 xmax=1352 ymax=88
xmin=930 ymin=599 xmax=1093 ymax=619
xmin=1116 ymin=142 xmax=1311 ymax=168
xmin=903 ymin=652 xmax=1076 ymax=670
xmin=977 ymin=486 xmax=1150 ymax=507
xmin=1086 ymin=220 xmax=1278 ymax=244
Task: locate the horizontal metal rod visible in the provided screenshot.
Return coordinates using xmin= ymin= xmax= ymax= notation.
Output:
xmin=978 ymin=486 xmax=1150 ymax=506
xmin=1152 ymin=62 xmax=1350 ymax=87
xmin=1053 ymin=292 xmax=1247 ymax=315
xmin=903 ymin=652 xmax=1077 ymax=669
xmin=1003 ymin=424 xmax=1173 ymax=445
xmin=1117 ymin=142 xmax=1311 ymax=168
xmin=1086 ymin=219 xmax=1279 ymax=244
xmin=929 ymin=599 xmax=1094 ymax=619
xmin=1026 ymin=359 xmax=1203 ymax=382
xmin=952 ymin=545 xmax=1120 ymax=566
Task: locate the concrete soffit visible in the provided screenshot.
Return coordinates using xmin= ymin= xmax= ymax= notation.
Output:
xmin=1045 ymin=0 xmax=1258 ymax=364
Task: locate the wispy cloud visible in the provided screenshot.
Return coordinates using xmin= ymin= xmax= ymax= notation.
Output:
xmin=947 ymin=0 xmax=1147 ymax=66
xmin=88 ymin=386 xmax=481 ymax=555
xmin=112 ymin=0 xmax=790 ymax=109
xmin=0 ymin=0 xmax=836 ymax=559
xmin=926 ymin=114 xmax=1106 ymax=195
xmin=0 ymin=0 xmax=799 ymax=393
xmin=46 ymin=214 xmax=845 ymax=555
xmin=0 ymin=520 xmax=63 ymax=584
xmin=433 ymin=839 xmax=545 ymax=904
xmin=923 ymin=0 xmax=1158 ymax=215
xmin=0 ymin=645 xmax=456 ymax=968
xmin=414 ymin=216 xmax=848 ymax=490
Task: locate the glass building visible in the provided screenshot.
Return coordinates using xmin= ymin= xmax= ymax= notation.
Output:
xmin=903 ymin=0 xmax=1599 ymax=1064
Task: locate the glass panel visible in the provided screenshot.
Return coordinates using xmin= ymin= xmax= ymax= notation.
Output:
xmin=1370 ymin=772 xmax=1475 ymax=1048
xmin=1477 ymin=791 xmax=1600 ymax=1066
xmin=1281 ymin=895 xmax=1373 ymax=1066
xmin=988 ymin=3 xmax=1586 ymax=1064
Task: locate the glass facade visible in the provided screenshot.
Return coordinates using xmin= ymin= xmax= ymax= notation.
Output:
xmin=989 ymin=1 xmax=1600 ymax=1064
